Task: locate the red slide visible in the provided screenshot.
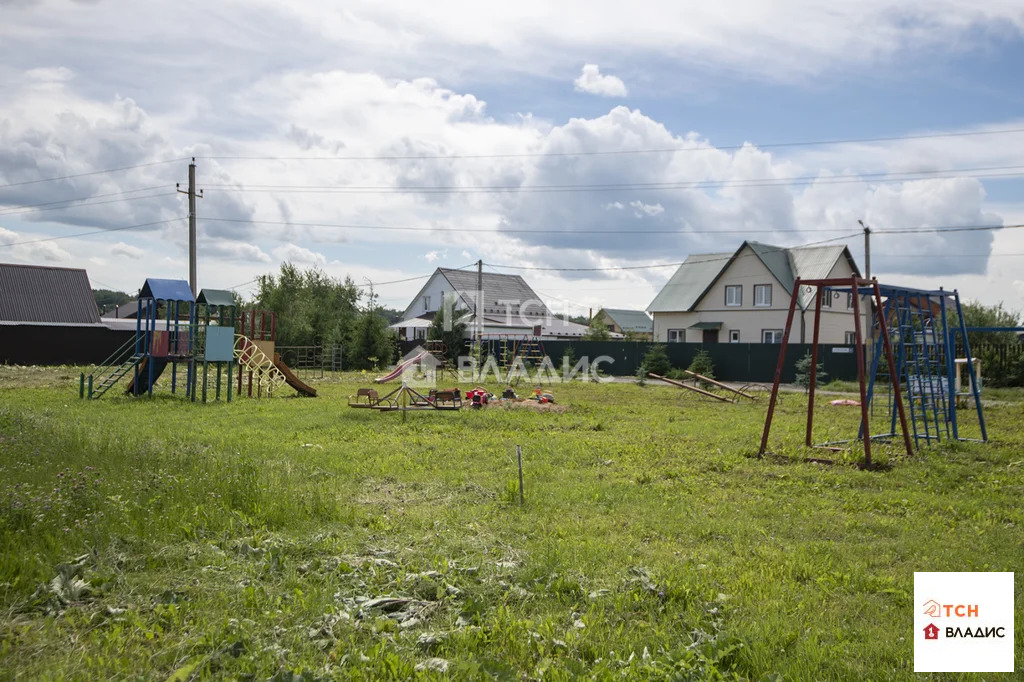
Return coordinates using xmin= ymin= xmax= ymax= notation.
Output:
xmin=375 ymin=351 xmax=429 ymax=383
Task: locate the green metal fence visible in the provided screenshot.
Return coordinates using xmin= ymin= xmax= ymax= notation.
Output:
xmin=397 ymin=340 xmax=861 ymax=382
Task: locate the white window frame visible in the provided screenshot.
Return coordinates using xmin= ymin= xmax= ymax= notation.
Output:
xmin=423 ymin=295 xmax=431 ymax=311
xmin=729 ymin=329 xmax=741 ymax=343
xmin=754 ymin=284 xmax=772 ymax=307
xmin=846 ymin=292 xmax=855 ymax=310
xmin=725 ymin=285 xmax=742 ymax=307
xmin=762 ymin=329 xmax=784 ymax=344
xmin=845 ymin=331 xmax=857 ymax=345
xmin=667 ymin=329 xmax=684 ymax=343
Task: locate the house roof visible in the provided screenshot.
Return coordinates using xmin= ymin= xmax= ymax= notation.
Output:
xmin=647 ymin=252 xmax=732 ymax=313
xmin=647 ymin=241 xmax=859 ymax=313
xmin=102 ymin=299 xmax=151 ymax=319
xmin=598 ymin=308 xmax=653 ymax=332
xmin=402 ymin=267 xmax=552 ymax=320
xmin=197 ymin=289 xmax=236 ymax=307
xmin=140 ymin=278 xmax=194 ymax=303
xmin=0 ymin=262 xmax=100 ymax=324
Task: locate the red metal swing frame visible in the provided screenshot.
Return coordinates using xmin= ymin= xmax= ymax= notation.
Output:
xmin=758 ymin=275 xmax=913 ymax=467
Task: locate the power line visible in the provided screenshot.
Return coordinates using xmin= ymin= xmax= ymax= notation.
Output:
xmin=0 ymin=218 xmax=184 ymax=248
xmin=0 ymin=185 xmax=169 ymax=214
xmin=202 ymin=217 xmax=1014 ymax=237
xmin=200 ymin=165 xmax=1024 ymax=195
xmin=0 ymin=158 xmax=188 ymax=190
xmin=199 ymin=126 xmax=1024 ymax=162
xmin=0 ymin=191 xmax=177 ymax=217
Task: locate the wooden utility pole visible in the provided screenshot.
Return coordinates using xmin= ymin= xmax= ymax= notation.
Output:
xmin=476 ymin=259 xmax=483 ymax=344
xmin=177 ymin=158 xmax=204 ymax=296
xmin=859 ymin=220 xmax=873 ymax=371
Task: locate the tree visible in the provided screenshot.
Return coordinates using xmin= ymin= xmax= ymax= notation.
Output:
xmin=583 ymin=316 xmax=611 ymax=341
xmin=956 ymin=301 xmax=1023 ymax=387
xmin=687 ymin=350 xmax=716 ymax=388
xmin=427 ymin=294 xmax=468 ymax=361
xmin=93 ymin=289 xmax=133 ymax=315
xmin=352 ymin=288 xmax=397 ymax=370
xmin=252 ymin=262 xmax=361 ymax=364
xmin=794 ymin=351 xmax=828 ymax=391
xmin=641 ymin=344 xmax=671 ymax=376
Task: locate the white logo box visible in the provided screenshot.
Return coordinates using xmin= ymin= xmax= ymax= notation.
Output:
xmin=914 ymin=572 xmax=1014 ymax=673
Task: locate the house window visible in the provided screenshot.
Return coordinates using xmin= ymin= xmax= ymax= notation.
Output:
xmin=822 ymin=289 xmax=832 ymax=307
xmin=725 ymin=285 xmax=742 ymax=307
xmin=729 ymin=330 xmax=740 ymax=343
xmin=846 ymin=292 xmax=855 ymax=310
xmin=754 ymin=284 xmax=772 ymax=307
xmin=762 ymin=329 xmax=784 ymax=344
xmin=667 ymin=329 xmax=684 ymax=343
xmin=423 ymin=295 xmax=431 ymax=311
xmin=845 ymin=331 xmax=857 ymax=345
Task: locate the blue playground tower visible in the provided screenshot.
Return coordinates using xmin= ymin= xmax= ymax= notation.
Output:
xmin=81 ymin=278 xmax=234 ymax=403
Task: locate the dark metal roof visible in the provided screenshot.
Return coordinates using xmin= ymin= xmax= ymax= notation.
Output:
xmin=140 ymin=278 xmax=194 ymax=303
xmin=0 ymin=262 xmax=101 ymax=323
xmin=197 ymin=289 xmax=236 ymax=307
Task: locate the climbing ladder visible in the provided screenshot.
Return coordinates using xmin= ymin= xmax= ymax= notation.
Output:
xmin=81 ymin=335 xmax=140 ymax=399
xmin=234 ymin=334 xmax=285 ymax=396
xmin=507 ymin=335 xmax=552 ymax=386
xmin=864 ymin=285 xmax=986 ymax=447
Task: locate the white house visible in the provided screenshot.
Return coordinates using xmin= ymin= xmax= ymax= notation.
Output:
xmin=391 ymin=267 xmax=595 ymax=341
xmin=647 ymin=241 xmax=867 ymax=344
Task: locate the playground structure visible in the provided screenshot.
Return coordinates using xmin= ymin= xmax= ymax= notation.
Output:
xmin=192 ymin=289 xmax=237 ymax=402
xmin=82 ymin=278 xmax=199 ymax=400
xmin=648 ymin=372 xmax=756 ymax=403
xmin=349 ymin=382 xmax=463 ymax=413
xmin=235 ymin=309 xmax=317 ymax=398
xmin=484 ymin=334 xmax=553 ymax=386
xmin=863 ymin=285 xmax=985 ymax=447
xmin=759 ymin=277 xmax=986 ymax=466
xmin=81 ymin=283 xmax=315 ymax=401
xmin=760 ymin=276 xmax=911 ymax=467
xmin=374 ymin=341 xmax=454 ymax=385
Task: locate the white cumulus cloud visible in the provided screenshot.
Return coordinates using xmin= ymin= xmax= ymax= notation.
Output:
xmin=574 ymin=64 xmax=628 ymax=97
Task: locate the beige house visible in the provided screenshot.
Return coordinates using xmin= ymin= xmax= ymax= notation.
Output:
xmin=594 ymin=308 xmax=653 ymax=340
xmin=647 ymin=241 xmax=866 ymax=344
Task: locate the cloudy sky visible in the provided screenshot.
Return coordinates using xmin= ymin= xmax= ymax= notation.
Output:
xmin=2 ymin=1 xmax=1023 ymax=316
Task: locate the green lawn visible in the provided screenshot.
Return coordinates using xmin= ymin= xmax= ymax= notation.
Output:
xmin=1 ymin=367 xmax=1021 ymax=680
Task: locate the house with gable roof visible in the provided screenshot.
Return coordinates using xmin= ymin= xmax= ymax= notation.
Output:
xmin=391 ymin=267 xmax=597 ymax=341
xmin=594 ymin=308 xmax=653 ymax=340
xmin=646 ymin=241 xmax=865 ymax=344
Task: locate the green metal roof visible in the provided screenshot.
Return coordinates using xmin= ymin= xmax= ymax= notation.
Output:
xmin=647 ymin=252 xmax=731 ymax=313
xmin=197 ymin=289 xmax=236 ymax=308
xmin=688 ymin=321 xmax=722 ymax=329
xmin=598 ymin=308 xmax=652 ymax=332
xmin=648 ymin=241 xmax=859 ymax=313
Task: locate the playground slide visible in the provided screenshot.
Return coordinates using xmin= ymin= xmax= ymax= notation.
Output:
xmin=125 ymin=356 xmax=168 ymax=395
xmin=273 ymin=353 xmax=317 ymax=397
xmin=375 ymin=351 xmax=429 ymax=383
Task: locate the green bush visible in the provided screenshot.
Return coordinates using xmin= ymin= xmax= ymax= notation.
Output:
xmin=794 ymin=351 xmax=828 ymax=390
xmin=642 ymin=344 xmax=671 ymax=376
xmin=687 ymin=350 xmax=715 ymax=384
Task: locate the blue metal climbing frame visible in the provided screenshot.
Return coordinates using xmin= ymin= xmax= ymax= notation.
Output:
xmin=863 ymin=285 xmax=986 ymax=447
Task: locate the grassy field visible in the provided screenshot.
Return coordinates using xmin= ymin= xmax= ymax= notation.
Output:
xmin=1 ymin=366 xmax=1022 ymax=680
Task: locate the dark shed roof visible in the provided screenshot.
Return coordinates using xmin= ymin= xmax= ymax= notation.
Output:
xmin=197 ymin=289 xmax=236 ymax=307
xmin=0 ymin=262 xmax=100 ymax=323
xmin=140 ymin=278 xmax=195 ymax=303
